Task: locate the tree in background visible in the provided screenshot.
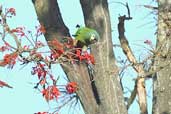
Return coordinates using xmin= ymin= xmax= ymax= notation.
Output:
xmin=153 ymin=0 xmax=171 ymax=114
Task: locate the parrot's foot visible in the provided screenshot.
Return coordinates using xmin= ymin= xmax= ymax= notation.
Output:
xmin=82 ymin=45 xmax=88 ymax=52
xmin=73 ymin=39 xmax=78 ymax=47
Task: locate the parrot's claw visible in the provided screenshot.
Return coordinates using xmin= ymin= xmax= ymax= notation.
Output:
xmin=82 ymin=46 xmax=88 ymax=52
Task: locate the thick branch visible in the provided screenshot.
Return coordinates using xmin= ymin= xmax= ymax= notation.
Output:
xmin=117 ymin=4 xmax=148 ymax=114
xmin=32 ymin=1 xmax=98 ymax=114
xmin=80 ymin=0 xmax=127 ymax=114
xmin=153 ymin=1 xmax=171 ymax=114
xmin=32 ymin=0 xmax=70 ymax=39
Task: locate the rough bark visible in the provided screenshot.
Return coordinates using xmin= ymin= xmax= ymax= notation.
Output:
xmin=32 ymin=1 xmax=98 ymax=114
xmin=32 ymin=0 xmax=70 ymax=39
xmin=80 ymin=0 xmax=127 ymax=114
xmin=32 ymin=0 xmax=127 ymax=114
xmin=153 ymin=0 xmax=171 ymax=114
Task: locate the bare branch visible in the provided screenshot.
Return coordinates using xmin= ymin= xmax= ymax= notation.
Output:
xmin=117 ymin=3 xmax=148 ymax=114
xmin=143 ymin=5 xmax=158 ymax=10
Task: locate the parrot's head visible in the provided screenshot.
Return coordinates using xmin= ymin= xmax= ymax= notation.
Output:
xmin=89 ymin=31 xmax=100 ymax=44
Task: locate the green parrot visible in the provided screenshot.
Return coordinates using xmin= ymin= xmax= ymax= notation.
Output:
xmin=73 ymin=27 xmax=100 ymax=51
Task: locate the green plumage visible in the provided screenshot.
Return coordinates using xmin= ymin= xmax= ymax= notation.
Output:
xmin=74 ymin=27 xmax=100 ymax=50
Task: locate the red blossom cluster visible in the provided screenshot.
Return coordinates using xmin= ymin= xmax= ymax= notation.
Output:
xmin=23 ymin=45 xmax=30 ymax=50
xmin=0 ymin=7 xmax=91 ymax=114
xmin=75 ymin=50 xmax=95 ymax=64
xmin=144 ymin=39 xmax=152 ymax=45
xmin=66 ymin=82 xmax=78 ymax=94
xmin=48 ymin=39 xmax=65 ymax=60
xmin=11 ymin=27 xmax=25 ymax=37
xmin=37 ymin=24 xmax=46 ymax=34
xmin=36 ymin=24 xmax=46 ymax=36
xmin=35 ymin=112 xmax=48 ymax=114
xmin=7 ymin=8 xmax=16 ymax=16
xmin=30 ymin=50 xmax=43 ymax=59
xmin=0 ymin=42 xmax=11 ymax=52
xmin=0 ymin=52 xmax=18 ymax=68
xmin=35 ymin=112 xmax=58 ymax=114
xmin=31 ymin=64 xmax=47 ymax=79
xmin=42 ymin=85 xmax=61 ymax=102
xmin=48 ymin=38 xmax=95 ymax=64
xmin=35 ymin=41 xmax=45 ymax=48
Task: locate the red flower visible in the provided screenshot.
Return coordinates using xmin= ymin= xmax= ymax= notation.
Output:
xmin=37 ymin=24 xmax=46 ymax=34
xmin=35 ymin=41 xmax=45 ymax=48
xmin=75 ymin=50 xmax=95 ymax=64
xmin=35 ymin=112 xmax=48 ymax=114
xmin=40 ymin=79 xmax=46 ymax=85
xmin=23 ymin=45 xmax=30 ymax=50
xmin=76 ymin=50 xmax=82 ymax=60
xmin=35 ymin=53 xmax=43 ymax=60
xmin=31 ymin=64 xmax=47 ymax=79
xmin=144 ymin=40 xmax=152 ymax=45
xmin=0 ymin=53 xmax=18 ymax=68
xmin=0 ymin=46 xmax=9 ymax=52
xmin=42 ymin=86 xmax=60 ymax=102
xmin=48 ymin=39 xmax=64 ymax=50
xmin=63 ymin=37 xmax=74 ymax=49
xmin=0 ymin=42 xmax=12 ymax=52
xmin=88 ymin=54 xmax=95 ymax=65
xmin=83 ymin=52 xmax=95 ymax=64
xmin=50 ymin=49 xmax=64 ymax=60
xmin=30 ymin=51 xmax=43 ymax=61
xmin=11 ymin=27 xmax=25 ymax=37
xmin=48 ymin=39 xmax=64 ymax=60
xmin=8 ymin=8 xmax=16 ymax=16
xmin=66 ymin=82 xmax=78 ymax=94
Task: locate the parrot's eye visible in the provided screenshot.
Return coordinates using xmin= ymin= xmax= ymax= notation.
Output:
xmin=90 ymin=34 xmax=96 ymax=41
xmin=90 ymin=34 xmax=98 ymax=44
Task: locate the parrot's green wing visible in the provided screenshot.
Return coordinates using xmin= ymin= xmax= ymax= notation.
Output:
xmin=75 ymin=27 xmax=92 ymax=43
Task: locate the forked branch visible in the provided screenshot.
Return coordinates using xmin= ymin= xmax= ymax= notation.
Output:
xmin=117 ymin=3 xmax=148 ymax=114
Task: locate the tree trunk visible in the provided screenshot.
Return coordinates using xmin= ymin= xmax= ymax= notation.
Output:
xmin=153 ymin=0 xmax=171 ymax=114
xmin=80 ymin=0 xmax=127 ymax=114
xmin=32 ymin=0 xmax=127 ymax=114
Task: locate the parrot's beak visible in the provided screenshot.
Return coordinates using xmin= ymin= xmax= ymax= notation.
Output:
xmin=90 ymin=38 xmax=98 ymax=44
